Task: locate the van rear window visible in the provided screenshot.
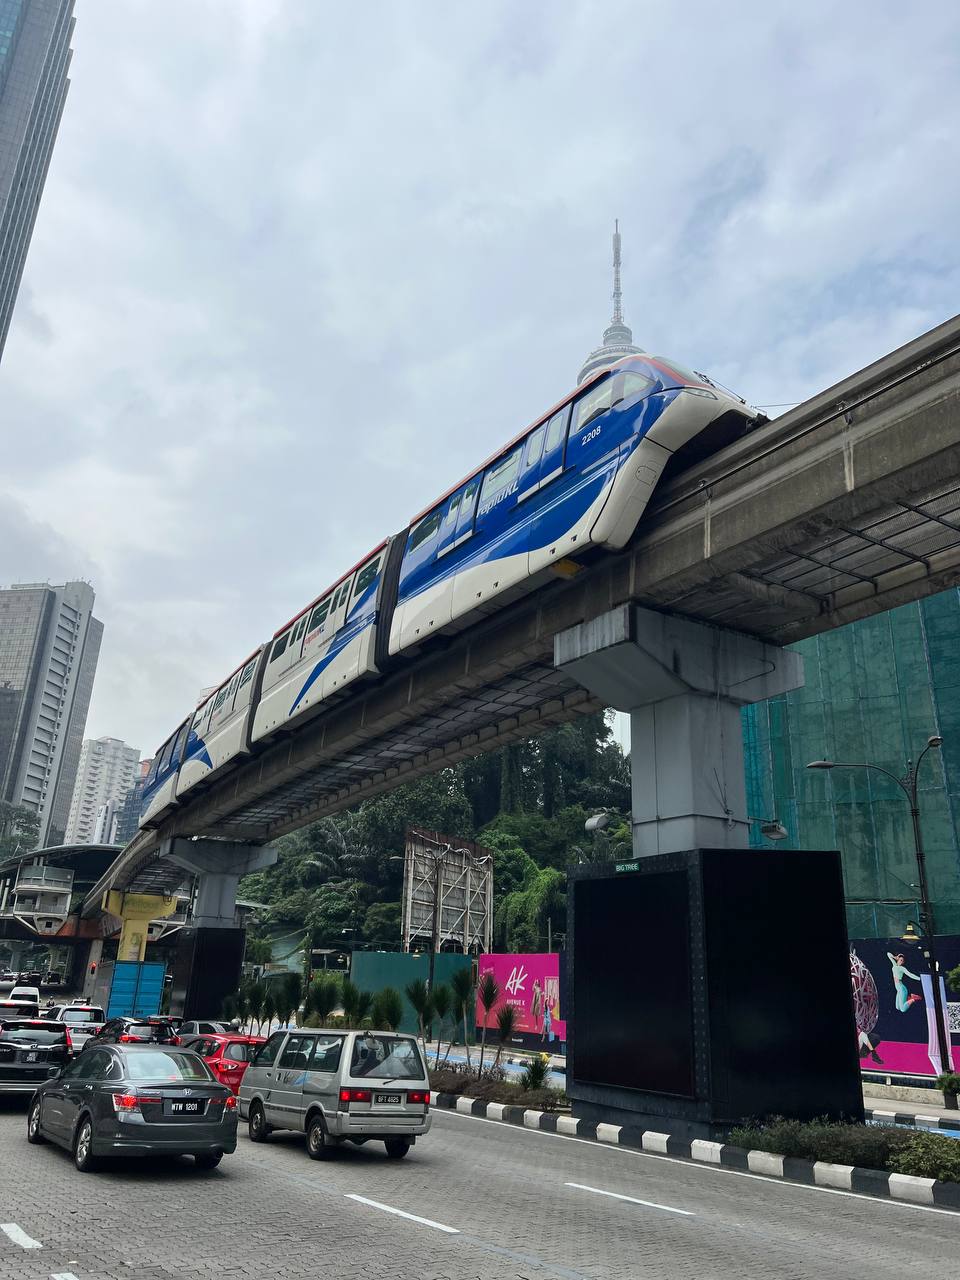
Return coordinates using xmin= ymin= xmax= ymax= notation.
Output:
xmin=0 ymin=1022 xmax=67 ymax=1044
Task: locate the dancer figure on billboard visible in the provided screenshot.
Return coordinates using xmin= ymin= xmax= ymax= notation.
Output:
xmin=887 ymin=952 xmax=923 ymax=1013
xmin=850 ymin=948 xmax=882 ymax=1064
xmin=531 ymin=979 xmax=544 ymax=1034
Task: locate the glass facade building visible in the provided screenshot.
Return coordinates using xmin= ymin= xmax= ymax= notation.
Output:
xmin=0 ymin=581 xmax=102 ymax=847
xmin=0 ymin=0 xmax=74 ymax=362
xmin=743 ymin=587 xmax=960 ymax=938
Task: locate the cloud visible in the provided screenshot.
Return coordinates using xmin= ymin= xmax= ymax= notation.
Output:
xmin=1 ymin=0 xmax=958 ymax=755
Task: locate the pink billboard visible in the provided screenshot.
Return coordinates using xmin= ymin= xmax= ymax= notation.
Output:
xmin=476 ymin=952 xmax=566 ymax=1046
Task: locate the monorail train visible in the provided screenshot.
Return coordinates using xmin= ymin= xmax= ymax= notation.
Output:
xmin=140 ymin=353 xmax=763 ymax=828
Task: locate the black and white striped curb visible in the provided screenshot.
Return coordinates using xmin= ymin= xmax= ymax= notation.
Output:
xmin=866 ymin=1105 xmax=960 ymax=1133
xmin=431 ymin=1092 xmax=960 ymax=1211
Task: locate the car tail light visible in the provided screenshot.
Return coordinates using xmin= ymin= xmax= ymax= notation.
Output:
xmin=118 ymin=1034 xmax=144 ymax=1043
xmin=339 ymin=1088 xmax=371 ymax=1106
xmin=63 ymin=1028 xmax=73 ymax=1052
xmin=224 ymin=1095 xmax=237 ymax=1109
xmin=407 ymin=1090 xmax=429 ymax=1106
xmin=170 ymin=1035 xmax=181 ymax=1046
xmin=111 ymin=1093 xmax=161 ymax=1113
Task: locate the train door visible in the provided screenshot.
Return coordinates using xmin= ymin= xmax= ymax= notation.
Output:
xmin=450 ymin=441 xmax=529 ymax=622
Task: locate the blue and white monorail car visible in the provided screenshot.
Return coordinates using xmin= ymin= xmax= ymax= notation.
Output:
xmin=140 ymin=354 xmax=760 ymax=829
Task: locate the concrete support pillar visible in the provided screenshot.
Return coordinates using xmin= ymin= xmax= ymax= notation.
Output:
xmin=555 ymin=605 xmax=804 ymax=857
xmin=104 ymin=890 xmax=178 ymax=963
xmin=162 ymin=838 xmax=277 ymax=929
xmin=160 ymin=839 xmax=278 ymax=1020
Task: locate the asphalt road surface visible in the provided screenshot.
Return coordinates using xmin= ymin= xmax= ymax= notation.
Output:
xmin=0 ymin=1097 xmax=955 ymax=1279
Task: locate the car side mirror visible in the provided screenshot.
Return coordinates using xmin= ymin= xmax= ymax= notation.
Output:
xmin=47 ymin=1066 xmax=61 ymax=1078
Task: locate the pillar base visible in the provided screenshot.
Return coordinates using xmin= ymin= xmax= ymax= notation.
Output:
xmin=169 ymin=927 xmax=247 ymax=1021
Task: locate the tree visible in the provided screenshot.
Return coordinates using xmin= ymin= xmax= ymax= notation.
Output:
xmin=371 ymin=987 xmax=403 ymax=1031
xmin=495 ymin=866 xmax=566 ymax=952
xmin=430 ymin=984 xmax=451 ymax=1067
xmin=448 ymin=966 xmax=475 ymax=1066
xmin=282 ymin=972 xmax=303 ymax=1027
xmin=341 ymin=980 xmax=361 ymax=1027
xmin=307 ymin=975 xmax=340 ymax=1027
xmin=405 ymin=978 xmax=434 ymax=1044
xmin=477 ymin=973 xmax=499 ymax=1073
xmin=245 ymin=981 xmax=265 ymax=1034
xmin=262 ymin=986 xmax=277 ymax=1033
xmin=355 ymin=989 xmax=373 ymax=1026
xmin=0 ymin=802 xmax=40 ymax=860
xmin=364 ymin=902 xmax=401 ymax=948
xmin=494 ymin=1004 xmax=518 ymax=1067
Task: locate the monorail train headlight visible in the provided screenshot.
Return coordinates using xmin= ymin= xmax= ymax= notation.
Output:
xmin=679 ymin=386 xmax=717 ymax=399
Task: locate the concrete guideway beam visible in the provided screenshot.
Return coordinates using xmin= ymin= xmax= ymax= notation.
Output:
xmin=556 ymin=605 xmax=804 ymax=854
xmin=162 ymin=838 xmax=277 ymax=929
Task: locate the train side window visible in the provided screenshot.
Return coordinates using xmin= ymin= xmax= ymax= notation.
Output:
xmin=479 ymin=445 xmax=522 ymax=511
xmin=445 ymin=493 xmax=462 ymax=524
xmin=525 ymin=426 xmax=545 ymax=469
xmin=545 ymin=411 xmax=566 ymax=453
xmin=334 ymin=580 xmax=352 ymax=610
xmin=308 ymin=599 xmax=331 ymax=631
xmin=271 ymin=632 xmax=289 ymax=663
xmin=173 ymin=719 xmax=190 ymax=760
xmin=291 ymin=616 xmax=307 ymax=644
xmin=409 ymin=509 xmax=442 ymax=552
xmin=157 ymin=735 xmax=176 ymax=774
xmin=574 ymin=379 xmax=614 ymax=432
xmin=353 ymin=556 xmax=382 ymax=602
xmin=238 ymin=659 xmax=257 ymax=689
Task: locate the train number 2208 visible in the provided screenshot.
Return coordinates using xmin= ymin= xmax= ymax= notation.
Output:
xmin=580 ymin=425 xmax=602 ymax=447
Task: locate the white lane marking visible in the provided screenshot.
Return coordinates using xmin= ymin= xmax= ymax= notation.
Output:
xmin=51 ymin=1273 xmax=80 ymax=1279
xmin=0 ymin=1223 xmax=42 ymax=1249
xmin=566 ymin=1181 xmax=694 ymax=1216
xmin=345 ymin=1193 xmax=460 ymax=1234
xmin=437 ymin=1109 xmax=959 ymax=1217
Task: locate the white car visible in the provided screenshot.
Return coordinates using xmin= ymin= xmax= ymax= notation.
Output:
xmin=9 ymin=985 xmax=40 ymax=1005
xmin=52 ymin=1004 xmax=106 ymax=1049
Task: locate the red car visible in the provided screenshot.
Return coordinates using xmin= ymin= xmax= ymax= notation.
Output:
xmin=189 ymin=1034 xmax=265 ymax=1093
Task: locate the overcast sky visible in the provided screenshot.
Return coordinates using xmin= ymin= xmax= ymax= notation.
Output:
xmin=1 ymin=0 xmax=959 ymax=758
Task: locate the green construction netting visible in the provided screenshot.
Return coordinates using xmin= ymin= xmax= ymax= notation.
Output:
xmin=742 ymin=587 xmax=960 ymax=937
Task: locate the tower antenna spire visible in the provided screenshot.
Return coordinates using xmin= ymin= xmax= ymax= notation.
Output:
xmin=612 ymin=218 xmax=623 ymax=324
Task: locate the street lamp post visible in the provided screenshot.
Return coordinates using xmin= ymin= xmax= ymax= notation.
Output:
xmin=806 ymin=735 xmax=952 ymax=1074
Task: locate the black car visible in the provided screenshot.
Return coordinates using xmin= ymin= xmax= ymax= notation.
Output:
xmin=90 ymin=1016 xmax=181 ymax=1046
xmin=28 ymin=1044 xmax=238 ymax=1171
xmin=0 ymin=1018 xmax=70 ymax=1094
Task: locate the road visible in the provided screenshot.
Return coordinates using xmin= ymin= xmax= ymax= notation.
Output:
xmin=0 ymin=1097 xmax=955 ymax=1279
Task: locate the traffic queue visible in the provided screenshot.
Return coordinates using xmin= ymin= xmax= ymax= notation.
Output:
xmin=0 ymin=995 xmax=433 ymax=1173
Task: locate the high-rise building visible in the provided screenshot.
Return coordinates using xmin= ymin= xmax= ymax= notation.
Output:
xmin=577 ymin=220 xmax=644 ymax=385
xmin=64 ymin=735 xmax=140 ymax=845
xmin=0 ymin=0 xmax=75 ymax=362
xmin=112 ymin=756 xmax=151 ymax=847
xmin=0 ymin=580 xmax=102 ymax=846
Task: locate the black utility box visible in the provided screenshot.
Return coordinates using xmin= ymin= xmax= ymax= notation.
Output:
xmin=567 ymin=848 xmax=862 ymax=1140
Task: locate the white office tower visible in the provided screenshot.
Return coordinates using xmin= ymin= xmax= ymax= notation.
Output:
xmin=65 ymin=736 xmax=140 ymax=845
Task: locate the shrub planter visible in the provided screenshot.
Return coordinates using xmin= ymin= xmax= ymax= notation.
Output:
xmin=431 ymin=1091 xmax=960 ymax=1211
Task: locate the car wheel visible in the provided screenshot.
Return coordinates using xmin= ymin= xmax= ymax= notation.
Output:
xmin=194 ymin=1152 xmax=222 ymax=1171
xmin=384 ymin=1138 xmax=411 ymax=1159
xmin=74 ymin=1117 xmax=98 ymax=1172
xmin=27 ymin=1099 xmax=45 ymax=1145
xmin=248 ymin=1102 xmax=270 ymax=1143
xmin=306 ymin=1114 xmax=332 ymax=1161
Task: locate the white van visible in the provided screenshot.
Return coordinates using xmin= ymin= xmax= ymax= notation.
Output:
xmin=239 ymin=1028 xmax=431 ymax=1160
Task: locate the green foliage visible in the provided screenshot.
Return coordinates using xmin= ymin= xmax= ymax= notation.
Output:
xmin=340 ymin=980 xmax=361 ymax=1025
xmin=890 ymin=1130 xmax=960 ymax=1183
xmin=449 ymin=966 xmax=475 ymax=1061
xmin=245 ymin=981 xmax=265 ymax=1031
xmin=935 ymin=1072 xmax=960 ymax=1094
xmin=281 ymin=972 xmax=303 ymax=1025
xmin=947 ymin=965 xmax=960 ymax=997
xmin=236 ymin=712 xmax=630 ymax=955
xmin=371 ymin=987 xmax=403 ymax=1030
xmin=307 ymin=975 xmax=340 ymax=1026
xmin=0 ymin=802 xmax=40 ymax=860
xmin=262 ymin=986 xmax=277 ymax=1029
xmin=519 ymin=1054 xmax=550 ymax=1091
xmin=430 ymin=1067 xmax=567 ymax=1112
xmin=494 ymin=1003 xmax=518 ymax=1065
xmin=405 ymin=978 xmax=434 ymax=1041
xmin=727 ymin=1117 xmax=914 ymax=1170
